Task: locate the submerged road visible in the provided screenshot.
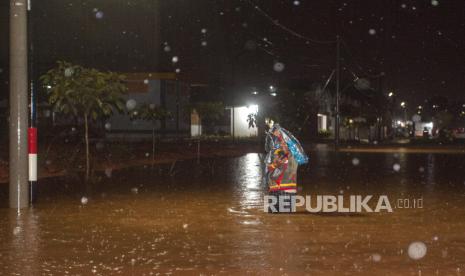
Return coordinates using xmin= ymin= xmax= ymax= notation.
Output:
xmin=1 ymin=147 xmax=465 ymax=275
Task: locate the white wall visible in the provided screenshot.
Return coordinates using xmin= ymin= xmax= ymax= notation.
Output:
xmin=317 ymin=114 xmax=327 ymax=131
xmin=191 ymin=125 xmax=202 ymax=137
xmin=230 ymin=105 xmax=258 ymax=138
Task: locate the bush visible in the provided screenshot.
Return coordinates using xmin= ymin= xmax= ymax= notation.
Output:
xmin=318 ymin=130 xmax=332 ymax=138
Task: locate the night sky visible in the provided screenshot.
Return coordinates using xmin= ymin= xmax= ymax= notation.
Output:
xmin=1 ymin=0 xmax=464 ymax=106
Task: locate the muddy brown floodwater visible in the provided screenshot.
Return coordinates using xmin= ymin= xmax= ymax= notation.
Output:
xmin=1 ymin=145 xmax=465 ymax=275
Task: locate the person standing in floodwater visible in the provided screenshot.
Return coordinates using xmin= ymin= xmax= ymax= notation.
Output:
xmin=264 ymin=121 xmax=308 ymax=213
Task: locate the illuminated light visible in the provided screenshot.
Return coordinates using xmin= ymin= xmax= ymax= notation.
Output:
xmin=418 ymin=105 xmax=422 ymax=109
xmin=247 ymin=104 xmax=258 ymax=114
xmin=400 ymin=102 xmax=406 ymax=107
xmin=233 ymin=106 xmax=259 ymax=137
xmin=270 ymin=92 xmax=277 ymax=97
xmin=349 ymin=119 xmax=353 ymax=124
xmin=388 ymin=92 xmax=394 ymax=97
xmin=251 ymin=91 xmax=258 ymax=95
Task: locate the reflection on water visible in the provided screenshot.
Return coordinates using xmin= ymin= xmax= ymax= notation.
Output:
xmin=236 ymin=153 xmax=263 ymax=210
xmin=4 ymin=210 xmax=40 ymax=275
xmin=0 ymin=151 xmax=465 ymax=274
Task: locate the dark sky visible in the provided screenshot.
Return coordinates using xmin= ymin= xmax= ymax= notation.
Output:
xmin=1 ymin=0 xmax=464 ymax=106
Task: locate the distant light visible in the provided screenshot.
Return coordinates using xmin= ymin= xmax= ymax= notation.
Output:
xmin=400 ymin=102 xmax=406 ymax=108
xmin=246 ymin=105 xmax=258 ymax=114
xmin=418 ymin=105 xmax=422 ymax=109
xmin=251 ymin=91 xmax=258 ymax=95
xmin=270 ymin=92 xmax=277 ymax=97
xmin=388 ymin=92 xmax=394 ymax=97
xmin=349 ymin=119 xmax=353 ymax=124
xmin=46 ymin=85 xmax=52 ymax=89
xmin=269 ymin=85 xmax=274 ymax=91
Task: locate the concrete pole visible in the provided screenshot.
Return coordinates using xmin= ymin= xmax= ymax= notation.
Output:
xmin=9 ymin=0 xmax=29 ymax=209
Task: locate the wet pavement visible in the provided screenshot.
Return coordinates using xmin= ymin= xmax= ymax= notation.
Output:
xmin=1 ymin=144 xmax=465 ymax=275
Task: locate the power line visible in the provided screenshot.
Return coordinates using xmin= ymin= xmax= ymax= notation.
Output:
xmin=244 ymin=0 xmax=337 ymax=45
xmin=340 ymin=39 xmax=384 ymax=79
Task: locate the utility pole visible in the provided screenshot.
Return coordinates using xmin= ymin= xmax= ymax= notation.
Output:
xmin=28 ymin=0 xmax=38 ymax=204
xmin=9 ymin=0 xmax=29 ymax=209
xmin=335 ymin=36 xmax=341 ymax=150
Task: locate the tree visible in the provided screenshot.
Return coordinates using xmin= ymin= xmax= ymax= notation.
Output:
xmin=40 ymin=61 xmax=127 ymax=182
xmin=187 ymin=102 xmax=224 ymax=163
xmin=130 ymin=104 xmax=170 ymax=166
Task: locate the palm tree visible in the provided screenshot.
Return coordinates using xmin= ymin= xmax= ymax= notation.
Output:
xmin=130 ymin=104 xmax=170 ymax=166
xmin=40 ymin=61 xmax=127 ymax=182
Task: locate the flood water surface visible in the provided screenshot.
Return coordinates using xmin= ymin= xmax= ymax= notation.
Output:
xmin=1 ymin=149 xmax=465 ymax=275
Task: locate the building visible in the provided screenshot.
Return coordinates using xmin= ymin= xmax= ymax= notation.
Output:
xmin=107 ymin=72 xmax=190 ymax=140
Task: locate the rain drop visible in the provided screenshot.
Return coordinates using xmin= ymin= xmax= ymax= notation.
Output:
xmin=273 ymin=62 xmax=285 ymax=72
xmin=81 ymin=196 xmax=88 ymax=205
xmin=95 ymin=11 xmax=104 ymax=19
xmin=126 ymin=99 xmax=137 ymax=111
xmin=408 ymin=241 xmax=427 ymax=260
xmin=64 ymin=67 xmax=74 ymax=77
xmin=105 ymin=168 xmax=112 ymax=178
xmin=13 ymin=226 xmax=21 ymax=236
xmin=372 ymin=253 xmax=382 ymax=262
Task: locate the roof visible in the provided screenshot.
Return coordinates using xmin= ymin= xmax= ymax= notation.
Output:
xmin=122 ymin=72 xmax=177 ymax=81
